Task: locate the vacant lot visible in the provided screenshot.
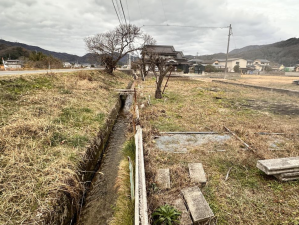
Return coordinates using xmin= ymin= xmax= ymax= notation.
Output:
xmin=226 ymin=75 xmax=299 ymax=91
xmin=0 ymin=71 xmax=132 ymax=224
xmin=139 ymin=77 xmax=299 ymax=224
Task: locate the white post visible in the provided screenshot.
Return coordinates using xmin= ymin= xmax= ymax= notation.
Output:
xmin=128 ymin=54 xmax=131 ymax=69
xmin=2 ymin=58 xmax=7 ymax=71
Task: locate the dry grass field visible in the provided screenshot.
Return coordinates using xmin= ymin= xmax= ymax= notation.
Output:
xmin=227 ymin=75 xmax=299 ymax=91
xmin=0 ymin=70 xmax=132 ymax=224
xmin=138 ymin=77 xmax=299 ymax=224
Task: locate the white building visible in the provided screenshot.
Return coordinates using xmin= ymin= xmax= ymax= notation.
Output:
xmin=5 ymin=60 xmax=22 ymax=69
xmin=214 ymin=58 xmax=247 ymax=72
xmin=63 ymin=62 xmax=72 ymax=67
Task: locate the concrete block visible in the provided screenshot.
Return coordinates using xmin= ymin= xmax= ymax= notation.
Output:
xmin=257 ymin=157 xmax=299 ymax=175
xmin=181 ymin=186 xmax=214 ymax=223
xmin=173 ymin=198 xmax=192 ymax=225
xmin=188 ymin=163 xmax=206 ymax=186
xmin=156 ymin=169 xmax=170 ymax=189
xmin=275 ymin=171 xmax=299 ymax=181
xmin=275 ymin=175 xmax=299 ymax=181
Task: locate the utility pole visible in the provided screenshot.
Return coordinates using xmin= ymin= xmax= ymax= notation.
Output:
xmin=128 ymin=54 xmax=131 ymax=69
xmin=224 ymin=24 xmax=232 ymax=78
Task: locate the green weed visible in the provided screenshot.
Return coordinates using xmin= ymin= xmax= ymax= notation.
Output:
xmin=68 ymin=135 xmax=89 ymax=148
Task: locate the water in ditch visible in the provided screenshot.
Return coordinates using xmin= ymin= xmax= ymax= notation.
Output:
xmin=76 ymin=94 xmax=133 ymax=225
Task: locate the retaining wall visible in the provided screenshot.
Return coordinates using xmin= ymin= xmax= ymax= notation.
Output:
xmin=286 ymin=72 xmax=299 ymax=77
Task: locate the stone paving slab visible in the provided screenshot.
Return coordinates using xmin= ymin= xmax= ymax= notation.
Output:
xmin=274 ymin=175 xmax=299 ymax=181
xmin=257 ymin=157 xmax=299 ymax=175
xmin=188 ymin=163 xmax=207 ymax=186
xmin=275 ymin=171 xmax=299 ymax=181
xmin=173 ymin=198 xmax=192 ymax=225
xmin=155 ymin=134 xmax=231 ymax=153
xmin=156 ymin=168 xmax=170 ymax=189
xmin=181 ymin=186 xmax=214 ymax=223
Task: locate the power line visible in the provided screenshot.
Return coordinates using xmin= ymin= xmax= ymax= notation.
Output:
xmin=125 ymin=0 xmax=131 ymax=24
xmin=119 ymin=0 xmax=128 ymax=25
xmin=142 ymin=24 xmax=229 ymax=29
xmin=112 ymin=0 xmax=122 ymax=24
xmin=115 ymin=0 xmax=124 ymax=24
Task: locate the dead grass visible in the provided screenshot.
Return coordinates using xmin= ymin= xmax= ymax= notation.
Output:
xmin=227 ymin=74 xmax=299 ymax=91
xmin=0 ymin=70 xmax=132 ymax=224
xmin=110 ymin=139 xmax=135 ymax=225
xmin=138 ymin=77 xmax=299 ymax=224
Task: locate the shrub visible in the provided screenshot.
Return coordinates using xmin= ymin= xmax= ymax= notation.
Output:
xmin=234 ymin=65 xmax=240 ymax=73
xmin=152 ymin=204 xmax=181 ymax=225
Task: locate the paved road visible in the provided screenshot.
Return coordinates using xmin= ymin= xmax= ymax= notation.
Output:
xmin=0 ymin=68 xmax=101 ymax=77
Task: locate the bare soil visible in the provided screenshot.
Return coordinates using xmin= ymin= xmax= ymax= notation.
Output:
xmin=226 ymin=75 xmax=299 ymax=91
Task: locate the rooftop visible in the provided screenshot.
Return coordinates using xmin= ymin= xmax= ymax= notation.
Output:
xmin=143 ymin=45 xmax=176 ymax=55
xmin=255 ymin=59 xmax=270 ymax=63
xmin=215 ymin=58 xmax=243 ymax=62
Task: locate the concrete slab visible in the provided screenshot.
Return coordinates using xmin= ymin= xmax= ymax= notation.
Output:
xmin=156 ymin=169 xmax=171 ymax=189
xmin=155 ymin=134 xmax=231 ymax=153
xmin=173 ymin=198 xmax=192 ymax=225
xmin=274 ymin=175 xmax=299 ymax=181
xmin=188 ymin=163 xmax=207 ymax=186
xmin=257 ymin=157 xmax=299 ymax=175
xmin=275 ymin=171 xmax=299 ymax=181
xmin=181 ymin=186 xmax=214 ymax=223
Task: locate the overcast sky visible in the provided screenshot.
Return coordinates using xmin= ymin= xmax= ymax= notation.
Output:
xmin=0 ymin=0 xmax=298 ymax=56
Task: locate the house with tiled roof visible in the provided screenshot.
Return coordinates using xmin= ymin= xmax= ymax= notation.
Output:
xmin=141 ymin=45 xmax=189 ymax=71
xmin=253 ymin=59 xmax=270 ymax=71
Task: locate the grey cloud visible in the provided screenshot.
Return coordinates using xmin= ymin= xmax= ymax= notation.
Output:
xmin=0 ymin=0 xmax=298 ymax=56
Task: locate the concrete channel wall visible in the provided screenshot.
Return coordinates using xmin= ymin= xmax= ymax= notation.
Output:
xmin=285 ymin=72 xmax=299 ymax=77
xmin=48 ymin=81 xmax=133 ymax=225
xmin=212 ymin=80 xmax=299 ymax=97
xmin=134 ymin=110 xmax=149 ymax=224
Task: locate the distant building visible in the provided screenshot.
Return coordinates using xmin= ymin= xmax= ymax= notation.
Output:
xmin=247 ymin=60 xmax=253 ymax=66
xmin=253 ymin=59 xmax=270 ymax=65
xmin=5 ymin=60 xmax=22 ymax=69
xmin=284 ymin=67 xmax=295 ymax=72
xmin=82 ymin=63 xmax=91 ymax=68
xmin=269 ymin=62 xmax=281 ymax=71
xmin=279 ymin=65 xmax=285 ymax=71
xmin=213 ymin=58 xmax=247 ymax=72
xmin=141 ymin=45 xmax=189 ymax=72
xmin=188 ymin=59 xmax=203 ymax=65
xmin=63 ymin=62 xmax=72 ymax=67
xmin=74 ymin=63 xmax=81 ymax=68
xmin=253 ymin=59 xmax=270 ymax=71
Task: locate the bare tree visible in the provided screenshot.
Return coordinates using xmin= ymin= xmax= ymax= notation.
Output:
xmin=84 ymin=24 xmax=154 ymax=75
xmin=147 ymin=53 xmax=173 ymax=99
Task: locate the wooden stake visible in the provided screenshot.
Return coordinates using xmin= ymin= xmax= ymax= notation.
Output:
xmin=224 ymin=126 xmax=255 ymax=152
xmin=225 ymin=167 xmax=232 ymax=181
xmin=162 ymin=69 xmax=173 ymax=94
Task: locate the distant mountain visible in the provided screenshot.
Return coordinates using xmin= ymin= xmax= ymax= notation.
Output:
xmin=186 ymin=38 xmax=299 ymax=66
xmin=0 ymin=39 xmax=83 ymax=63
xmin=0 ymin=39 xmax=136 ymax=65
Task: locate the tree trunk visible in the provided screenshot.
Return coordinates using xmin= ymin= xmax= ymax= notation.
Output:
xmin=140 ymin=67 xmax=145 ymax=81
xmin=155 ymin=75 xmax=164 ymax=99
xmin=105 ymin=67 xmax=114 ymax=74
xmin=105 ymin=63 xmax=116 ymax=75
